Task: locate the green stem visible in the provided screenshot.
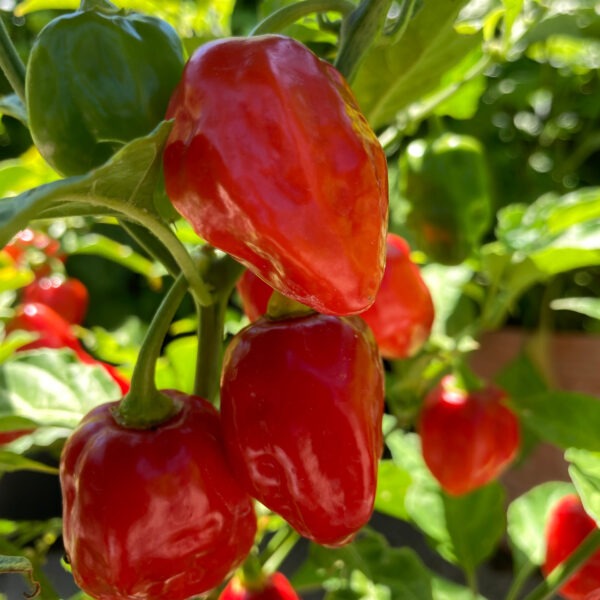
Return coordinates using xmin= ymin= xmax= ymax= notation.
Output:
xmin=261 ymin=527 xmax=301 ymax=575
xmin=194 ymin=297 xmax=228 ymax=403
xmin=522 ymin=529 xmax=600 ymax=600
xmin=334 ymin=0 xmax=393 ymax=83
xmin=0 ymin=16 xmax=26 ymax=103
xmin=465 ymin=566 xmax=479 ymax=600
xmin=114 ymin=273 xmax=189 ymax=428
xmin=193 ymin=249 xmax=245 ymax=403
xmin=250 ymin=0 xmax=355 ymax=36
xmin=504 ymin=563 xmax=537 ymax=600
xmin=384 ymin=0 xmax=418 ymax=43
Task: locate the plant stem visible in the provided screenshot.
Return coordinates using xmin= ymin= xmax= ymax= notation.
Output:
xmin=194 ymin=297 xmax=228 ymax=404
xmin=0 ymin=16 xmax=26 ymax=103
xmin=261 ymin=527 xmax=301 ymax=575
xmin=250 ymin=0 xmax=355 ymax=36
xmin=114 ymin=273 xmax=189 ymax=428
xmin=504 ymin=563 xmax=537 ymax=600
xmin=522 ymin=529 xmax=600 ymax=600
xmin=465 ymin=566 xmax=479 ymax=600
xmin=334 ymin=0 xmax=393 ymax=83
xmin=385 ymin=0 xmax=418 ymax=43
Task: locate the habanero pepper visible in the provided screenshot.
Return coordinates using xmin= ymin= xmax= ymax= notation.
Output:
xmin=418 ymin=374 xmax=520 ymax=496
xmin=219 ymin=572 xmax=300 ymax=600
xmin=400 ymin=132 xmax=492 ymax=265
xmin=22 ymin=275 xmax=89 ymax=325
xmin=61 ymin=391 xmax=257 ymax=599
xmin=6 ymin=303 xmax=130 ymax=394
xmin=163 ymin=34 xmax=388 ymax=316
xmin=26 ymin=0 xmax=184 ymax=176
xmin=220 ymin=311 xmax=384 ymax=546
xmin=543 ymin=494 xmax=600 ymax=600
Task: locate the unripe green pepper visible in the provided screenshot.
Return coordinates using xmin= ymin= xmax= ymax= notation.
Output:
xmin=400 ymin=132 xmax=492 ymax=265
xmin=25 ymin=0 xmax=184 ymax=176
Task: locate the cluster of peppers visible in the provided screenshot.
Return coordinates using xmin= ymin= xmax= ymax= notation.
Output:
xmin=3 ymin=0 xmax=598 ymax=599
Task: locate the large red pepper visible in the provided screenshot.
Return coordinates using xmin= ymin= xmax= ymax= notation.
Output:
xmin=543 ymin=494 xmax=600 ymax=600
xmin=236 ymin=269 xmax=274 ymax=323
xmin=60 ymin=391 xmax=257 ymax=599
xmin=219 ymin=572 xmax=300 ymax=600
xmin=22 ymin=275 xmax=89 ymax=325
xmin=359 ymin=233 xmax=434 ymax=359
xmin=6 ymin=303 xmax=130 ymax=394
xmin=418 ymin=375 xmax=520 ymax=495
xmin=163 ymin=35 xmax=388 ymax=316
xmin=220 ymin=312 xmax=384 ymax=546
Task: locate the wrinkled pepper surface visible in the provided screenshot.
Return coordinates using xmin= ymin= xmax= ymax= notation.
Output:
xmin=164 ymin=35 xmax=388 ymax=316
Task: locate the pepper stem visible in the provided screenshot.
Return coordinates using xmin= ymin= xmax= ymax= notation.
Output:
xmin=0 ymin=16 xmax=26 ymax=103
xmin=114 ymin=273 xmax=189 ymax=429
xmin=335 ymin=0 xmax=394 ymax=82
xmin=250 ymin=0 xmax=355 ymax=36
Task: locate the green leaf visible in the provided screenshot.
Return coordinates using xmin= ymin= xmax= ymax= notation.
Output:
xmin=0 ymin=350 xmax=121 ymax=430
xmin=0 ymin=451 xmax=59 ymax=475
xmin=352 ymin=0 xmax=481 ymax=130
xmin=513 ymin=391 xmax=600 ymax=452
xmin=0 ymin=94 xmax=27 ymax=126
xmin=550 ymin=297 xmax=600 ymax=321
xmin=431 ymin=576 xmax=487 ymax=600
xmin=292 ymin=529 xmax=434 ymax=599
xmin=164 ymin=335 xmax=198 ymax=395
xmin=507 ymin=481 xmax=575 ymax=573
xmin=374 ymin=459 xmax=412 ymax=521
xmin=566 ymin=448 xmax=600 ymax=525
xmin=406 ymin=478 xmax=506 ymax=570
xmin=0 ymin=121 xmax=172 ymax=249
xmin=502 ymin=0 xmax=524 ymax=44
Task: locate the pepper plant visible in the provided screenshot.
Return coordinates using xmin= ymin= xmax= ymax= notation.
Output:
xmin=0 ymin=0 xmax=599 ymax=599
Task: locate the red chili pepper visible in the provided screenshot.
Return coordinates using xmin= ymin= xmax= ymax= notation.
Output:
xmin=359 ymin=234 xmax=434 ymax=359
xmin=220 ymin=312 xmax=384 ymax=546
xmin=22 ymin=275 xmax=89 ymax=325
xmin=163 ymin=35 xmax=388 ymax=316
xmin=219 ymin=572 xmax=300 ymax=600
xmin=60 ymin=391 xmax=257 ymax=599
xmin=236 ymin=270 xmax=274 ymax=322
xmin=6 ymin=303 xmax=130 ymax=394
xmin=0 ymin=430 xmax=35 ymax=444
xmin=543 ymin=494 xmax=600 ymax=600
xmin=418 ymin=375 xmax=520 ymax=495
xmin=4 ymin=228 xmax=64 ymax=276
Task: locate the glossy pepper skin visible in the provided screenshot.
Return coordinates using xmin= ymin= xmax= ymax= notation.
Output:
xmin=163 ymin=35 xmax=388 ymax=316
xmin=221 ymin=313 xmax=384 ymax=546
xmin=236 ymin=269 xmax=274 ymax=322
xmin=359 ymin=234 xmax=434 ymax=359
xmin=22 ymin=275 xmax=89 ymax=325
xmin=543 ymin=494 xmax=600 ymax=600
xmin=6 ymin=303 xmax=130 ymax=394
xmin=418 ymin=375 xmax=520 ymax=495
xmin=219 ymin=572 xmax=300 ymax=600
xmin=61 ymin=391 xmax=257 ymax=599
xmin=400 ymin=133 xmax=492 ymax=265
xmin=26 ymin=3 xmax=184 ymax=176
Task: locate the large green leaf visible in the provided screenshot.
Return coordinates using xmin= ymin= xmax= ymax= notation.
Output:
xmin=0 ymin=350 xmax=121 ymax=430
xmin=374 ymin=459 xmax=412 ymax=521
xmin=351 ymin=0 xmax=481 ymax=130
xmin=551 ymin=297 xmax=600 ymax=321
xmin=507 ymin=481 xmax=575 ymax=575
xmin=512 ymin=391 xmax=600 ymax=452
xmin=292 ymin=529 xmax=434 ymax=600
xmin=566 ymin=448 xmax=600 ymax=526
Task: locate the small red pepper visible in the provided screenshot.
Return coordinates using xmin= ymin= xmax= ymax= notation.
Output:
xmin=4 ymin=228 xmax=64 ymax=276
xmin=61 ymin=391 xmax=257 ymax=599
xmin=163 ymin=34 xmax=388 ymax=316
xmin=221 ymin=312 xmax=384 ymax=546
xmin=22 ymin=275 xmax=89 ymax=325
xmin=236 ymin=269 xmax=274 ymax=323
xmin=219 ymin=572 xmax=300 ymax=600
xmin=359 ymin=234 xmax=434 ymax=359
xmin=418 ymin=375 xmax=520 ymax=495
xmin=543 ymin=494 xmax=600 ymax=600
xmin=0 ymin=430 xmax=35 ymax=444
xmin=6 ymin=303 xmax=130 ymax=394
